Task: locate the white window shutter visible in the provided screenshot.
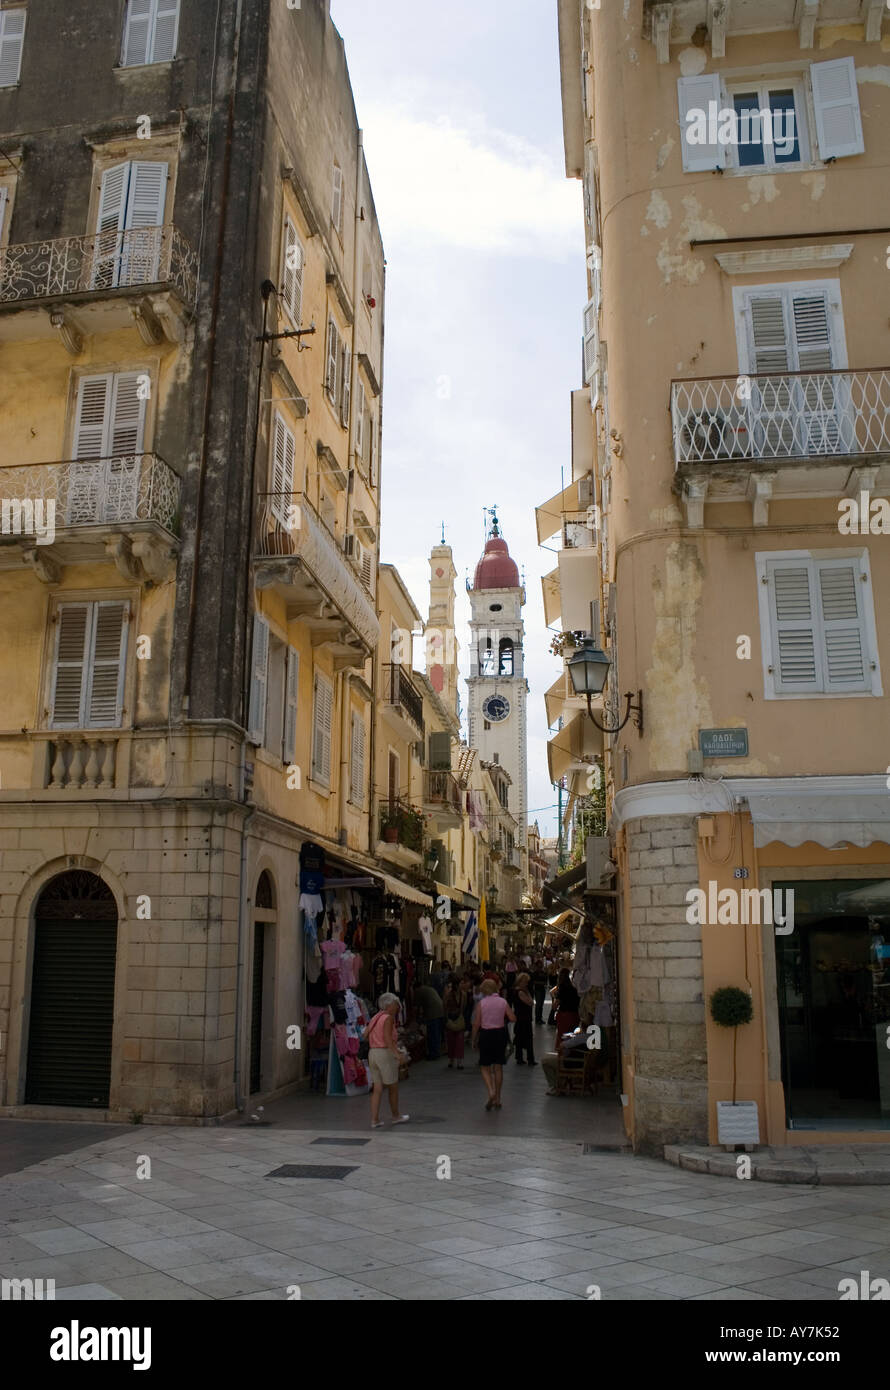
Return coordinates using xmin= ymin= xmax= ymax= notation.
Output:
xmin=110 ymin=372 xmax=147 ymax=455
xmin=811 ymin=59 xmax=864 ymax=161
xmin=791 ymin=293 xmax=833 ymax=373
xmin=350 ymin=711 xmax=365 ymax=805
xmin=94 ymin=164 xmax=129 ymax=287
xmin=87 ymin=602 xmax=129 ymax=726
xmin=355 ymin=381 xmax=365 ymax=456
xmin=283 ymin=646 xmax=299 ymax=763
xmin=74 ymin=375 xmax=112 ymax=459
xmin=817 ymin=560 xmax=867 ymax=691
xmin=369 ymin=414 xmax=378 ymax=485
xmin=312 ymin=673 xmax=333 ymax=784
xmin=125 ymin=163 xmax=168 ymax=284
xmin=50 ymin=605 xmax=91 ymax=728
xmin=582 ymin=298 xmax=598 ymax=385
xmin=122 ymin=0 xmax=153 ymax=67
xmin=769 ymin=562 xmax=819 ymax=691
xmin=325 ymin=319 xmax=338 ymax=400
xmin=281 ymin=218 xmax=303 ymax=323
xmin=152 ymin=0 xmax=180 ymax=63
xmin=747 ymin=294 xmax=791 ymax=373
xmin=341 ymin=346 xmax=351 ymax=427
xmin=270 ymin=413 xmax=296 ymax=524
xmin=0 ymin=7 xmax=27 ymax=87
xmin=247 ymin=615 xmax=270 ymax=745
xmin=678 ymin=73 xmax=725 ymax=173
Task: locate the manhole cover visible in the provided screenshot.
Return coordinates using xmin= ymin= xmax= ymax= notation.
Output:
xmin=311 ymin=1138 xmax=370 ymax=1147
xmin=268 ymin=1164 xmax=358 ymax=1179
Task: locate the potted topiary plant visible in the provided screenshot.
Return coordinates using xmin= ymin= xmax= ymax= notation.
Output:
xmin=710 ymin=986 xmax=759 ymax=1149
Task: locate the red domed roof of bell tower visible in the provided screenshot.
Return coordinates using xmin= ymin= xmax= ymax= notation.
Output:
xmin=473 ymin=534 xmax=519 ymax=590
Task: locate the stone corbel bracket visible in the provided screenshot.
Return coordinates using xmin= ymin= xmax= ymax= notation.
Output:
xmin=105 ymin=534 xmax=176 ymax=583
xmin=844 ymin=463 xmax=880 ymax=498
xmin=747 ymin=471 xmax=776 ymax=527
xmin=682 ymin=476 xmax=709 ymax=528
xmin=708 ymin=0 xmax=730 ymax=58
xmin=146 ymin=292 xmax=189 ymax=345
xmin=651 ymin=4 xmax=673 ymax=64
xmin=22 ymin=545 xmax=62 ymax=584
xmin=130 ymin=299 xmax=165 ymax=347
xmin=795 ymin=0 xmax=820 ymax=50
xmin=862 ymin=0 xmax=885 ymax=43
xmin=49 ymin=309 xmax=83 ymax=357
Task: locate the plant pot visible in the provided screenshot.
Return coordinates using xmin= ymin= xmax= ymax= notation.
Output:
xmin=383 ymin=827 xmax=398 ymax=844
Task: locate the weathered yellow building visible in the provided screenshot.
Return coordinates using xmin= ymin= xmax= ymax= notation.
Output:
xmin=551 ymin=0 xmax=890 ymax=1151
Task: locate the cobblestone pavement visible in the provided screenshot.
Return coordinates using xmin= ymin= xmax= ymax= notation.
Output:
xmin=1 ymin=1064 xmax=888 ymax=1301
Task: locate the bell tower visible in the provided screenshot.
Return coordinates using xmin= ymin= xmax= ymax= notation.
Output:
xmin=466 ymin=508 xmax=528 ymax=850
xmin=427 ymin=532 xmax=459 ymax=720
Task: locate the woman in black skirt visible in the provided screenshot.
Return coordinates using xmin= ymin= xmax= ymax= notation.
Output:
xmin=472 ymin=979 xmax=516 ymax=1110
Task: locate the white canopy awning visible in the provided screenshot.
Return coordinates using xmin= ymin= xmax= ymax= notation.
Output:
xmin=378 ymin=873 xmax=435 ymax=907
xmin=747 ymin=792 xmax=890 ymax=850
xmin=542 ymin=567 xmax=561 ymax=628
xmin=536 ymin=480 xmax=579 ymax=545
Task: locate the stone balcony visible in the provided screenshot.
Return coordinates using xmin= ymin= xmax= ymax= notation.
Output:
xmin=0 ymin=225 xmax=197 ymax=349
xmin=0 ymin=453 xmax=180 ymax=584
xmin=643 ymin=1 xmax=886 ymax=64
xmin=254 ymin=492 xmax=379 ymax=669
xmin=423 ymin=768 xmax=463 ymax=829
xmin=381 ymin=663 xmax=425 ymax=742
xmin=671 ymin=368 xmax=890 ymax=525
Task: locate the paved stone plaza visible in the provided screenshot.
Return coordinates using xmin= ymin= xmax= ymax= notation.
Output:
xmin=1 ymin=1062 xmax=888 ymax=1301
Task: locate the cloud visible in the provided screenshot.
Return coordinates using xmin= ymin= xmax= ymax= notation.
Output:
xmin=361 ymin=104 xmax=581 ymax=258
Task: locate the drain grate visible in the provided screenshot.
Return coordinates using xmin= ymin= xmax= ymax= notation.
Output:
xmin=267 ymin=1164 xmax=358 ymax=1179
xmin=311 ymin=1137 xmax=370 ymax=1147
xmin=581 ymin=1143 xmax=631 ymax=1154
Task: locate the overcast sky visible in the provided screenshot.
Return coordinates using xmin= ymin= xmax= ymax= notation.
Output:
xmin=330 ymin=0 xmax=586 ymax=839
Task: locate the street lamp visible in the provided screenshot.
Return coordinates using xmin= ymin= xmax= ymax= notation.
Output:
xmin=567 ymin=638 xmax=644 ymax=735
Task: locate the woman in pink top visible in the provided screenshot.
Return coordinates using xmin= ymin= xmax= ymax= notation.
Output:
xmin=472 ymin=979 xmax=516 ymax=1111
xmin=365 ymin=993 xmax=409 ymax=1129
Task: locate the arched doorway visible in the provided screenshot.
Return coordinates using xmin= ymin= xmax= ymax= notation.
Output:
xmin=25 ymin=871 xmax=118 ymax=1108
xmin=250 ymin=871 xmax=276 ymax=1095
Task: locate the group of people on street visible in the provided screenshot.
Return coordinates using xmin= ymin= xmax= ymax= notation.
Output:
xmin=364 ymin=949 xmax=586 ymax=1124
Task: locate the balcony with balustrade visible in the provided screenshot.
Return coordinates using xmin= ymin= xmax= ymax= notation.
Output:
xmin=423 ymin=768 xmax=463 ymax=830
xmin=0 ymin=225 xmax=198 ymax=350
xmin=254 ymin=491 xmax=379 ymax=669
xmin=0 ymin=453 xmax=181 ymax=585
xmin=670 ymin=369 xmax=890 ymax=526
xmin=380 ymin=662 xmax=425 ymax=742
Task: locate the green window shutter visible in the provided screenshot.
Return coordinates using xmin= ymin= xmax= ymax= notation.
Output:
xmin=429 ymin=731 xmax=451 ymax=770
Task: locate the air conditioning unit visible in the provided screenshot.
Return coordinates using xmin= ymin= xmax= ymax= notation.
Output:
xmin=681 ymin=411 xmax=749 ymax=460
xmin=578 ymin=475 xmax=594 ymax=507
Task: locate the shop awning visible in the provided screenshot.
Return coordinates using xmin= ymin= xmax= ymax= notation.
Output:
xmin=558 ymin=545 xmax=598 ymax=633
xmin=377 ymin=873 xmax=435 ymax=907
xmin=542 ymin=567 xmax=561 ymax=628
xmin=746 ymin=791 xmax=890 ymax=850
xmin=546 ymin=707 xmax=604 ymax=784
xmin=536 ymin=479 xmax=579 ymax=545
xmin=545 ymin=672 xmax=587 ymax=729
xmin=543 ymin=908 xmax=580 ymax=941
xmin=432 ymin=884 xmax=479 ymax=911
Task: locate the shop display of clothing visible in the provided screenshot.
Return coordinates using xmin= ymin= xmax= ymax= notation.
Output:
xmin=306 ymin=1005 xmax=328 ymax=1037
xmin=371 ymin=953 xmax=398 ymax=1001
xmin=418 ymin=915 xmax=433 ymax=954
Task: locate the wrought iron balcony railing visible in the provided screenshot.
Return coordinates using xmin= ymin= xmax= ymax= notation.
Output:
xmin=671 ymin=369 xmax=890 ymax=467
xmin=0 ymin=225 xmax=198 ymax=306
xmin=383 ymin=663 xmax=425 ymax=737
xmin=424 ymin=768 xmax=463 ymax=818
xmin=0 ymin=454 xmax=180 ymax=534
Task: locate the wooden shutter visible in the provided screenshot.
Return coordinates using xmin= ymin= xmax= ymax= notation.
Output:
xmin=350 ymin=711 xmax=365 ymax=805
xmin=283 ymin=646 xmax=299 ymax=763
xmin=152 ymin=0 xmax=180 ymax=63
xmin=270 ymin=412 xmax=296 ymax=524
xmin=429 ymin=731 xmax=451 ymax=770
xmin=817 ymin=560 xmax=868 ymax=691
xmin=355 ymin=380 xmax=365 ymax=457
xmin=281 ymin=217 xmax=303 ymax=323
xmin=50 ymin=605 xmax=91 ymax=727
xmin=87 ymin=602 xmax=129 ymax=726
xmin=747 ymin=294 xmax=791 ymax=373
xmin=369 ymin=414 xmax=378 ymax=485
xmin=109 ymin=372 xmax=147 ymax=455
xmin=74 ymin=375 xmax=112 ymax=459
xmin=361 ymin=546 xmax=373 ymax=589
xmin=312 ymin=673 xmax=333 ymax=783
xmin=582 ymin=299 xmax=598 ymax=386
xmin=678 ymin=73 xmax=725 ymax=173
xmin=332 ymin=165 xmax=343 ymax=232
xmin=247 ymin=615 xmax=270 ymax=745
xmin=811 ymin=58 xmax=864 ymax=161
xmin=122 ymin=0 xmax=153 ymax=66
xmin=124 ymin=162 xmax=168 ymax=282
xmin=325 ymin=319 xmax=338 ymax=400
xmin=0 ymin=7 xmax=26 ymax=87
xmin=791 ymin=291 xmax=840 ymax=452
xmin=340 ymin=346 xmax=351 ymax=427
xmin=94 ymin=164 xmax=129 ymax=288
xmin=768 ymin=562 xmax=819 ymax=691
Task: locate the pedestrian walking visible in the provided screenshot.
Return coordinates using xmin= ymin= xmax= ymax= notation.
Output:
xmin=552 ymin=968 xmax=581 ymax=1039
xmin=366 ymin=993 xmax=409 ymax=1128
xmin=472 ymin=979 xmax=515 ymax=1111
xmin=444 ymin=982 xmax=466 ymax=1070
xmin=513 ymin=973 xmax=536 ymax=1065
xmin=530 ymin=958 xmax=548 ymax=1024
xmin=413 ymin=983 xmax=445 ymax=1060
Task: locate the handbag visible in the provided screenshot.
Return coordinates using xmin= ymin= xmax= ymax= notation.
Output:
xmin=446 ymin=1011 xmax=465 ymax=1033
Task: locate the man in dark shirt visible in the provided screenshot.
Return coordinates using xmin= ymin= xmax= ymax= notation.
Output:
xmin=413 ymin=984 xmax=445 ymax=1060
xmin=530 ymin=960 xmax=548 ymax=1024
